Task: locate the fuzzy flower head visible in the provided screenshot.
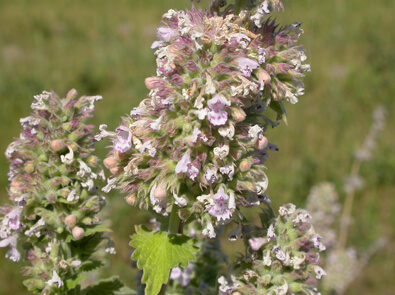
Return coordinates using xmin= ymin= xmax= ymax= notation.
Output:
xmin=233 ymin=204 xmax=326 ymax=295
xmin=97 ymin=0 xmax=309 ymax=236
xmin=2 ymin=90 xmax=111 ymax=294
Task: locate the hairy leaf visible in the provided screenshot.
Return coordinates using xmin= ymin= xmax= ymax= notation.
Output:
xmin=130 ymin=225 xmax=197 ymax=295
xmin=81 ymin=276 xmax=135 ymax=295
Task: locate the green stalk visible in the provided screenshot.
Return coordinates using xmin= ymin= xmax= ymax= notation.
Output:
xmin=168 ymin=204 xmax=181 ymax=235
xmin=158 ymin=205 xmax=181 ymax=295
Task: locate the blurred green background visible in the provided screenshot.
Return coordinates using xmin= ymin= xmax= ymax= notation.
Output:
xmin=0 ymin=0 xmax=393 ymax=294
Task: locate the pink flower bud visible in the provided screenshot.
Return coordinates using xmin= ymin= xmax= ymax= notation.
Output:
xmin=153 ymin=185 xmax=167 ymax=199
xmin=86 ymin=156 xmax=97 ymax=166
xmin=10 ymin=180 xmax=23 ymax=189
xmin=231 ymin=107 xmax=246 ymax=122
xmin=255 ymin=136 xmax=269 ymax=150
xmin=114 ymin=150 xmax=126 ymax=160
xmin=110 ymin=167 xmax=123 ymax=175
xmin=72 ymin=226 xmax=85 ymax=240
xmin=239 ymin=160 xmax=251 ymax=172
xmin=145 ymin=77 xmax=164 ymax=90
xmin=125 ymin=194 xmax=136 ymax=205
xmin=50 ymin=140 xmax=63 ymax=151
xmin=103 ymin=156 xmax=118 ymax=169
xmin=66 ymin=89 xmax=78 ymax=100
xmin=24 ymin=163 xmax=35 ymax=174
xmin=64 ymin=215 xmax=77 ymax=228
xmin=257 ymin=69 xmax=271 ymax=83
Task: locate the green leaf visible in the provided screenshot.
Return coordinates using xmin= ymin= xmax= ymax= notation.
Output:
xmin=66 ymin=224 xmax=111 ymax=243
xmin=130 ymin=225 xmax=197 ymax=295
xmin=70 ymin=233 xmax=104 ymax=260
xmin=84 ymin=223 xmax=112 ymax=237
xmin=63 ymin=273 xmax=87 ymax=291
xmin=77 ymin=260 xmax=106 ymax=272
xmin=270 ymin=100 xmax=288 ymax=125
xmin=81 ymin=276 xmax=135 ymax=295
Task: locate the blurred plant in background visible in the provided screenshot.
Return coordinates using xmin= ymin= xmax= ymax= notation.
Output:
xmin=306 ymin=106 xmax=387 ymax=295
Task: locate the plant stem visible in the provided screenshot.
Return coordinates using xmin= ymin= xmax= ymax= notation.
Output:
xmin=158 ymin=205 xmax=181 ymax=295
xmin=337 ymin=160 xmax=361 ymax=250
xmin=168 ymin=205 xmax=181 ymax=235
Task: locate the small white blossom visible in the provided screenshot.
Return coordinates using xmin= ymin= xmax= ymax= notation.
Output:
xmin=202 ymin=221 xmax=216 ymax=239
xmin=60 ymin=146 xmax=74 ymax=165
xmin=213 ymin=144 xmax=229 ymax=160
xmin=102 ymin=178 xmax=117 ymax=193
xmin=263 ymin=250 xmax=272 ymax=266
xmin=46 ymin=270 xmax=64 ymax=288
xmin=267 ymin=224 xmax=276 ymax=241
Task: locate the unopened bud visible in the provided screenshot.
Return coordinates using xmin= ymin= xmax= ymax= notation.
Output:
xmin=239 ymin=160 xmax=252 ymax=172
xmin=103 ymin=156 xmax=117 ymax=169
xmin=10 ymin=180 xmax=23 ymax=189
xmin=125 ymin=194 xmax=136 ymax=205
xmin=66 ymin=88 xmax=78 ymax=100
xmin=183 ymin=123 xmax=192 ymax=133
xmin=231 ymin=107 xmax=246 ymax=122
xmin=86 ymin=156 xmax=97 ymax=166
xmin=257 ymin=69 xmax=271 ymax=84
xmin=64 ymin=215 xmax=77 ymax=228
xmin=50 ymin=140 xmax=63 ymax=151
xmin=110 ymin=167 xmax=123 ymax=175
xmin=72 ymin=226 xmax=85 ymax=240
xmin=114 ymin=150 xmax=126 ymax=160
xmin=154 ymin=185 xmax=167 ymax=199
xmin=145 ymin=77 xmax=162 ymax=90
xmin=230 ymin=150 xmax=242 ymax=161
xmin=255 ymin=136 xmax=269 ymax=150
xmin=69 ymin=142 xmax=78 ymax=152
xmin=186 ymin=136 xmax=198 ymax=147
xmin=58 ymin=188 xmax=70 ymax=198
xmin=24 ymin=163 xmax=35 ymax=174
xmin=62 ymin=122 xmax=72 ymax=132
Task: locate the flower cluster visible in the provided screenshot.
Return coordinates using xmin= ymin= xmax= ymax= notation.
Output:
xmin=225 ymin=204 xmax=326 ymax=295
xmin=306 ymin=182 xmax=340 ymax=249
xmin=1 ymin=90 xmax=110 ymax=294
xmin=97 ymin=0 xmax=310 ymax=238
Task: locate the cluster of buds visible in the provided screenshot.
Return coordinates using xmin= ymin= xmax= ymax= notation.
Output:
xmin=223 ymin=204 xmax=326 ymax=295
xmin=1 ymin=90 xmax=110 ymax=294
xmin=96 ymin=0 xmax=310 ymax=238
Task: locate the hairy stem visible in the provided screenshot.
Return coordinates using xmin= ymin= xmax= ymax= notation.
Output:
xmin=158 ymin=205 xmax=182 ymax=295
xmin=168 ymin=204 xmax=181 ymax=235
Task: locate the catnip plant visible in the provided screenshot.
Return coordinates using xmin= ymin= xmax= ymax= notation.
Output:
xmin=1 ymin=0 xmax=327 ymax=294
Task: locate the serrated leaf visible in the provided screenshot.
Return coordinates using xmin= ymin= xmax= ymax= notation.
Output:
xmin=63 ymin=273 xmax=87 ymax=291
xmin=130 ymin=225 xmax=197 ymax=295
xmin=66 ymin=224 xmax=111 ymax=243
xmin=81 ymin=276 xmax=135 ymax=295
xmin=70 ymin=233 xmax=104 ymax=260
xmin=77 ymin=260 xmax=106 ymax=272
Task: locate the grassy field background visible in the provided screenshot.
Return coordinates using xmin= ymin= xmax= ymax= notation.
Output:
xmin=0 ymin=0 xmax=393 ymax=294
